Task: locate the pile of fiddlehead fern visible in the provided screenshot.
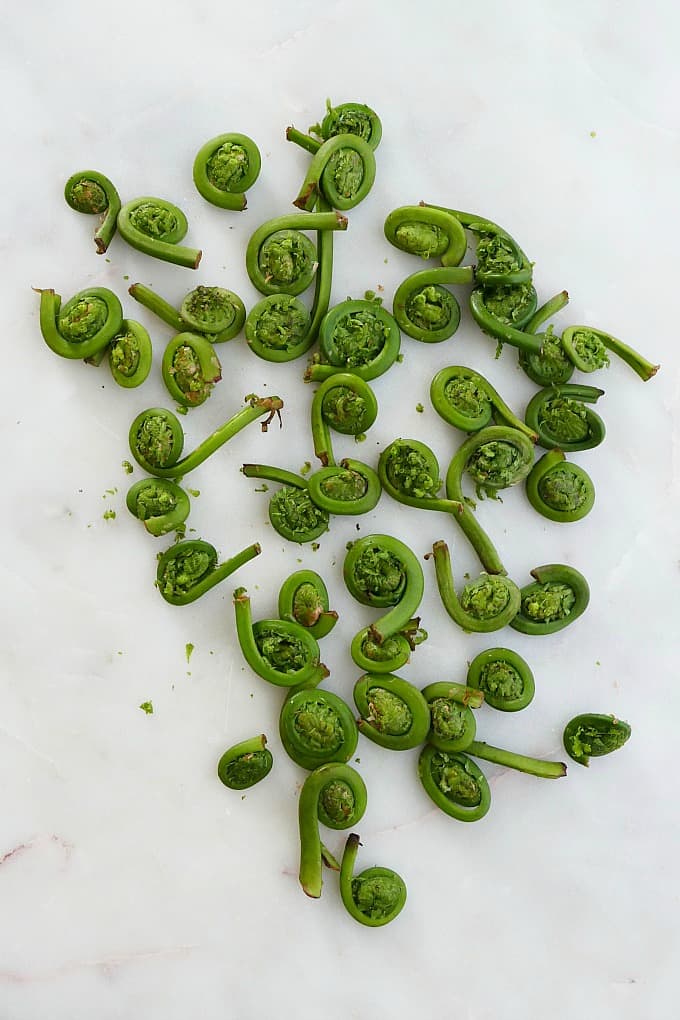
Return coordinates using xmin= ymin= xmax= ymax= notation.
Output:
xmin=46 ymin=96 xmax=647 ymax=932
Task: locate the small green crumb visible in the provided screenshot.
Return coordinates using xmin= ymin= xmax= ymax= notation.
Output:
xmin=241 ymin=794 xmax=246 ymax=800
xmin=185 ymin=642 xmax=195 ymax=663
xmin=396 ymin=353 xmax=404 ymax=363
xmin=355 ymin=433 xmax=367 ymax=443
xmin=176 ymin=405 xmax=188 ymax=416
xmin=123 ymin=274 xmax=129 ymax=280
xmin=105 ymin=258 xmax=111 ymax=263
xmin=139 ymin=701 xmax=154 ymax=714
xmin=300 ymin=461 xmax=312 ymax=476
xmin=296 ymin=558 xmax=302 ymax=563
xmin=174 ymin=524 xmax=187 ymax=541
xmin=122 ymin=460 xmax=133 ymax=474
xmin=103 ymin=488 xmax=117 ymax=497
xmin=254 ymin=484 xmax=269 ymax=492
xmin=383 ymin=258 xmax=388 ymax=264
xmin=117 ymin=651 xmax=123 ymax=656
xmin=103 ymin=509 xmax=116 ymax=520
xmin=416 ymin=403 xmax=424 ymax=413
xmin=590 ymin=130 xmax=597 ymax=138
xmin=364 ymin=289 xmax=375 ymax=301
xmin=463 ymin=572 xmax=471 ymax=580
xmin=596 ymin=660 xmax=601 ymax=666
xmin=354 ymin=757 xmax=361 ymax=764
xmin=187 ymin=488 xmax=200 ymax=498
xmin=311 ymin=542 xmax=320 ymax=552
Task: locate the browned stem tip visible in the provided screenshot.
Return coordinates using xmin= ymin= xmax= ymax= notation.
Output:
xmin=193 ymin=250 xmax=203 ymax=270
xmin=95 ymin=238 xmax=107 ymax=254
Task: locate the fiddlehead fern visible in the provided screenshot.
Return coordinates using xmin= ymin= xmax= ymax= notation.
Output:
xmin=242 ymin=464 xmax=330 ymax=543
xmin=193 ymin=133 xmax=261 ymax=210
xmin=384 ymin=207 xmax=467 ymax=267
xmin=246 ymin=211 xmax=347 ymax=296
xmin=563 ymin=714 xmax=631 ymax=767
xmin=279 ymin=688 xmax=358 ymax=770
xmin=561 ymin=325 xmax=659 ymax=381
xmin=510 ymin=564 xmax=590 ymax=635
xmin=64 ymin=170 xmax=121 ymax=253
xmin=108 ymin=320 xmax=152 ymax=388
xmin=526 ymin=450 xmax=595 ymax=523
xmin=217 ymin=734 xmax=273 ymax=789
xmin=36 ymin=286 xmax=123 ymax=361
xmin=306 ymin=297 xmax=401 ymax=382
xmin=298 ymin=763 xmax=367 ymax=898
xmin=445 ymin=426 xmax=535 ymax=575
xmin=421 ymin=681 xmax=481 ymax=751
xmin=467 ymin=281 xmax=538 ymax=334
xmin=344 ymin=535 xmax=426 ymax=674
xmin=309 ymin=99 xmax=382 ymax=149
xmin=378 ymin=439 xmax=464 ymax=515
xmin=126 ymin=478 xmax=190 ymax=536
xmin=418 ymin=746 xmax=491 ymax=822
xmin=129 ymin=395 xmax=282 ymax=478
xmin=471 ymin=289 xmax=568 ymax=361
xmin=465 ymin=740 xmax=567 ymax=779
xmin=353 ymin=673 xmax=431 ymax=750
xmin=306 ymin=373 xmax=381 ymax=516
xmin=430 ymin=540 xmax=521 ymax=633
xmin=156 ymin=540 xmax=261 ymax=605
xmin=391 ymin=269 xmax=462 ymax=343
xmin=118 ymin=197 xmax=202 ymax=269
xmin=339 ymin=834 xmax=406 ymax=928
xmin=277 ymin=569 xmax=338 ymax=639
xmin=293 ymin=135 xmax=376 ymax=211
xmin=233 ymin=587 xmax=328 ymax=688
xmin=466 ymin=647 xmax=535 ymax=712
xmin=430 ymin=365 xmax=537 ymax=440
xmin=311 ymin=374 xmax=378 ymax=459
xmin=524 ymin=384 xmax=606 ymax=452
xmin=129 ymin=283 xmax=246 ymax=343
xmin=161 ymin=333 xmax=222 ymax=408
xmin=419 ymin=202 xmax=533 ymax=287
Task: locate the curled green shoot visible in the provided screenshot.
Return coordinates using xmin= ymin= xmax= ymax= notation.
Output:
xmin=217 ymin=734 xmax=273 ymax=789
xmin=311 ymin=374 xmax=378 ymax=463
xmin=344 ymin=535 xmax=426 ymax=674
xmin=242 ymin=464 xmax=330 ymax=543
xmin=157 ymin=540 xmax=261 ymax=605
xmin=37 ymin=286 xmax=123 ymax=361
xmin=445 ymin=426 xmax=535 ymax=575
xmin=510 ymin=564 xmax=590 ymax=636
xmin=129 ymin=283 xmax=246 ymax=343
xmin=246 ymin=211 xmax=347 ymax=296
xmin=419 ymin=202 xmax=533 ymax=286
xmin=161 ymin=333 xmax=222 ymax=408
xmin=126 ymin=478 xmax=190 ymax=536
xmin=118 ymin=197 xmax=202 ymax=269
xmin=193 ymin=132 xmax=261 ymax=211
xmin=384 ymin=206 xmax=467 ymax=267
xmin=129 ymin=395 xmax=283 ymax=478
xmin=307 ymin=297 xmax=401 ymax=382
xmin=108 ymin=320 xmax=152 ymax=388
xmin=309 ymin=99 xmax=382 ymax=149
xmin=293 ymin=134 xmax=376 ymax=212
xmin=430 ymin=365 xmax=537 ymax=440
xmin=340 ymin=834 xmax=406 ymax=928
xmin=392 ymin=268 xmax=462 ymax=342
xmin=64 ymin=170 xmax=121 ymax=254
xmin=353 ymin=673 xmax=431 ymax=750
xmin=299 ymin=763 xmax=367 ymax=898
xmin=421 ymin=682 xmax=480 ymax=751
xmin=525 ymin=384 xmax=606 ymax=452
xmin=563 ymin=714 xmax=631 ymax=767
xmin=526 ymin=450 xmax=595 ymax=523
xmin=466 ymin=647 xmax=535 ymax=712
xmin=418 ymin=746 xmax=491 ymax=822
xmin=278 ymin=569 xmax=338 ymax=640
xmin=233 ymin=587 xmax=328 ymax=688
xmin=561 ymin=325 xmax=659 ymax=381
xmin=430 ymin=540 xmax=521 ymax=633
xmin=279 ymin=688 xmax=358 ymax=770
xmin=378 ymin=439 xmax=464 ymax=515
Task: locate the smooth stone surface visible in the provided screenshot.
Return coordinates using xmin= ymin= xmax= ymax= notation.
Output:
xmin=2 ymin=2 xmax=678 ymax=1018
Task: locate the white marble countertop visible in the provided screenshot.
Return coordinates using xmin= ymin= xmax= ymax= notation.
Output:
xmin=2 ymin=2 xmax=679 ymax=1017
